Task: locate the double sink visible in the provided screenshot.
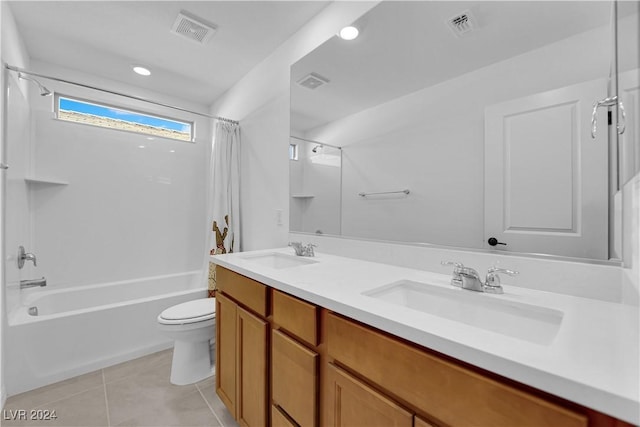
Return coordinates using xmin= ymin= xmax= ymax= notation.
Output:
xmin=241 ymin=252 xmax=563 ymax=345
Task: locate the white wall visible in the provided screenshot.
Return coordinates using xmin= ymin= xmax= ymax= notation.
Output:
xmin=290 ymin=139 xmax=341 ymax=235
xmin=306 ymin=25 xmax=611 ymax=248
xmin=619 ymin=7 xmax=640 ymax=304
xmin=210 ymin=1 xmax=378 ymax=251
xmin=0 ymin=1 xmax=32 ymax=408
xmin=20 ymin=61 xmax=211 ymax=293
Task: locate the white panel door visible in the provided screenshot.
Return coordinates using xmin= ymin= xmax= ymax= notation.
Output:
xmin=485 ymin=79 xmax=609 ymax=259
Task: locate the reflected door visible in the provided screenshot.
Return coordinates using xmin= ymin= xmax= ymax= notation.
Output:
xmin=485 ymin=78 xmax=609 ymax=259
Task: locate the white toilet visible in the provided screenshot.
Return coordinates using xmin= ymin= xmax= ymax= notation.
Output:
xmin=157 ymin=298 xmax=216 ymax=385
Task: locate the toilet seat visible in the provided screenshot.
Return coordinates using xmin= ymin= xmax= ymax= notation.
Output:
xmin=158 ymin=298 xmax=216 ymax=325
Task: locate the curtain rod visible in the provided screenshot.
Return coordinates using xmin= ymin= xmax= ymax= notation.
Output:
xmin=290 ymin=135 xmax=342 ymax=150
xmin=4 ymin=64 xmax=239 ymax=125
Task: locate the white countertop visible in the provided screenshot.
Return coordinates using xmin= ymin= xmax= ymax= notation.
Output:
xmin=210 ymin=248 xmax=640 ymax=424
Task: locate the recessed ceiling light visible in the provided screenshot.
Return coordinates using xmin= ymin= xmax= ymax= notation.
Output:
xmin=338 ymin=26 xmax=359 ymax=40
xmin=133 ymin=66 xmax=151 ymax=76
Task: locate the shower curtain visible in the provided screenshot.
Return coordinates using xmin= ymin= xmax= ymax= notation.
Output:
xmin=208 ymin=120 xmax=240 ymax=296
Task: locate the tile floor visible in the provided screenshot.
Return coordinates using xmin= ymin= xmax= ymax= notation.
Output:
xmin=2 ymin=349 xmax=238 ymax=427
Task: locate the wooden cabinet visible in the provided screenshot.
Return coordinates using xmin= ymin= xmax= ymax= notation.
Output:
xmin=215 ymin=268 xmax=268 ymax=427
xmin=324 ymin=363 xmax=413 ymax=427
xmin=272 ymin=289 xmax=318 ymax=346
xmin=215 ymin=292 xmax=237 ymax=415
xmin=272 ymin=329 xmax=318 ymax=427
xmin=271 ymin=405 xmax=297 ymax=427
xmin=326 ymin=312 xmax=587 ymax=427
xmin=216 ymin=266 xmax=268 ymax=317
xmin=237 ymin=307 xmax=268 ymax=427
xmin=215 ymin=267 xmax=630 ymax=427
xmin=271 ymin=290 xmax=320 ymax=427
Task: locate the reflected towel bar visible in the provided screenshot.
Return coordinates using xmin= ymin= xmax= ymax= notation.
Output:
xmin=358 ymin=189 xmax=410 ymax=197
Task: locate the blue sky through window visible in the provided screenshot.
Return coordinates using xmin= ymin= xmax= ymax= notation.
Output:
xmin=59 ymin=97 xmax=190 ymax=133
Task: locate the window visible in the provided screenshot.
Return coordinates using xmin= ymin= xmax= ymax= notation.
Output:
xmin=289 ymin=143 xmax=298 ymax=160
xmin=55 ymin=95 xmax=194 ymax=142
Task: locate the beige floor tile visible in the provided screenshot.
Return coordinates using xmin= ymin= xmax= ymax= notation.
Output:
xmin=114 ymin=388 xmax=220 ymax=427
xmin=105 ymin=362 xmax=197 ymax=426
xmin=195 ymin=377 xmax=239 ymax=427
xmin=2 ymin=387 xmax=108 ymax=427
xmin=103 ymin=349 xmax=173 ymax=384
xmin=4 ymin=370 xmax=104 ymax=411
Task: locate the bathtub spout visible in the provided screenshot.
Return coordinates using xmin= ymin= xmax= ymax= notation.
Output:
xmin=20 ymin=277 xmax=47 ymax=289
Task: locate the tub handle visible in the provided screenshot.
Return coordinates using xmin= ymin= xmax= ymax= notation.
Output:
xmin=18 ymin=246 xmax=37 ymax=269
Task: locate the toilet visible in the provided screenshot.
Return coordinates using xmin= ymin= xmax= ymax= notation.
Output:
xmin=157 ymin=298 xmax=216 ymax=385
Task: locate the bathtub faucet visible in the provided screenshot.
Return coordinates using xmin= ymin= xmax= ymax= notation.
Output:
xmin=20 ymin=277 xmax=47 ymax=289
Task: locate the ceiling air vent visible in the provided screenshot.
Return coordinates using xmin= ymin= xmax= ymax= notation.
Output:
xmin=171 ymin=11 xmax=217 ymax=45
xmin=447 ymin=10 xmax=476 ymax=37
xmin=297 ymin=73 xmax=330 ymax=90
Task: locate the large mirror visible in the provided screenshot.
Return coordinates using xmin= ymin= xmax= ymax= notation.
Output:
xmin=291 ymin=1 xmax=638 ymax=262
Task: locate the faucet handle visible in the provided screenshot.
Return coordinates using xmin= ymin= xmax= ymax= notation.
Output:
xmin=484 ymin=267 xmax=519 ymax=293
xmin=441 ymin=261 xmax=464 ymax=287
xmin=303 ymin=243 xmax=316 ymax=257
xmin=487 ymin=266 xmax=519 ymax=277
xmin=441 ymin=261 xmax=464 ymax=270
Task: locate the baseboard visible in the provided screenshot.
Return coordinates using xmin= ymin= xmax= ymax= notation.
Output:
xmin=7 ymin=341 xmax=173 ymax=397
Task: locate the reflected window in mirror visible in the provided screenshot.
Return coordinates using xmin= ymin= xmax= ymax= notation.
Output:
xmin=289 ymin=143 xmax=299 ymax=161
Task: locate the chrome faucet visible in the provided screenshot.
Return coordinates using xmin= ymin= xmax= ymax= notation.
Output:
xmin=442 ymin=261 xmax=518 ymax=294
xmin=288 ymin=242 xmax=316 ymax=257
xmin=458 ymin=266 xmax=485 ymax=292
xmin=20 ymin=277 xmax=47 ymax=289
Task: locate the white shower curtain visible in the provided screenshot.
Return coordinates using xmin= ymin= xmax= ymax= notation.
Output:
xmin=208 ymin=120 xmax=240 ymax=295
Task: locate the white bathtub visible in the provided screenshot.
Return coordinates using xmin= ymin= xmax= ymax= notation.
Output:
xmin=6 ymin=271 xmax=208 ymax=396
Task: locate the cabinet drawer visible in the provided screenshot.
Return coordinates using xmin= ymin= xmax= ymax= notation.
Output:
xmin=324 ymin=363 xmax=413 ymax=427
xmin=217 ymin=267 xmax=268 ymax=317
xmin=272 ymin=405 xmax=297 ymax=427
xmin=272 ymin=329 xmax=318 ymax=427
xmin=272 ymin=290 xmax=318 ymax=346
xmin=326 ymin=312 xmax=587 ymax=427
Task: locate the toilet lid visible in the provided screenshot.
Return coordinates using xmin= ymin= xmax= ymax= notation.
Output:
xmin=160 ymin=298 xmax=216 ymax=322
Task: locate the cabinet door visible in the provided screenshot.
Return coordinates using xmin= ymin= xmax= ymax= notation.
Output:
xmin=216 ymin=292 xmax=237 ymax=416
xmin=272 ymin=329 xmax=318 ymax=427
xmin=272 ymin=405 xmax=297 ymax=427
xmin=237 ymin=306 xmax=268 ymax=427
xmin=414 ymin=415 xmax=438 ymax=427
xmin=324 ymin=363 xmax=413 ymax=427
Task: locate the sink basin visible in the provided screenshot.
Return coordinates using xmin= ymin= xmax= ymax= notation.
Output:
xmin=363 ymin=280 xmax=563 ymax=345
xmin=241 ymin=252 xmax=319 ymax=269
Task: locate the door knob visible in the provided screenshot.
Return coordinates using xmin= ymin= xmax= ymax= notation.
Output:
xmin=487 ymin=237 xmax=507 ymax=247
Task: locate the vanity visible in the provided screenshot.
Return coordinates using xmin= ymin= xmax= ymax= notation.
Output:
xmin=219 ymin=4 xmax=639 ymax=424
xmin=210 ymin=249 xmax=639 ymax=427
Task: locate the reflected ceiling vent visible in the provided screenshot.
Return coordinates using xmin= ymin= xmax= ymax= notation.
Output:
xmin=171 ymin=10 xmax=218 ymax=45
xmin=297 ymin=72 xmax=330 ymax=90
xmin=447 ymin=10 xmax=476 ymax=37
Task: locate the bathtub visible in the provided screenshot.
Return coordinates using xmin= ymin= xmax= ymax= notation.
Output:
xmin=5 ymin=271 xmax=208 ymax=396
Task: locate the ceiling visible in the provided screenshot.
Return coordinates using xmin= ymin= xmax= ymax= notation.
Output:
xmin=7 ymin=1 xmax=330 ymax=106
xmin=291 ymin=1 xmax=616 ymax=133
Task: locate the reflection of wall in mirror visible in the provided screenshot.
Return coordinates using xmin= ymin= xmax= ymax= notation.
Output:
xmin=304 ymin=21 xmax=612 ymax=253
xmin=289 ymin=140 xmax=341 ymax=235
xmin=618 ymin=2 xmax=640 ymax=298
